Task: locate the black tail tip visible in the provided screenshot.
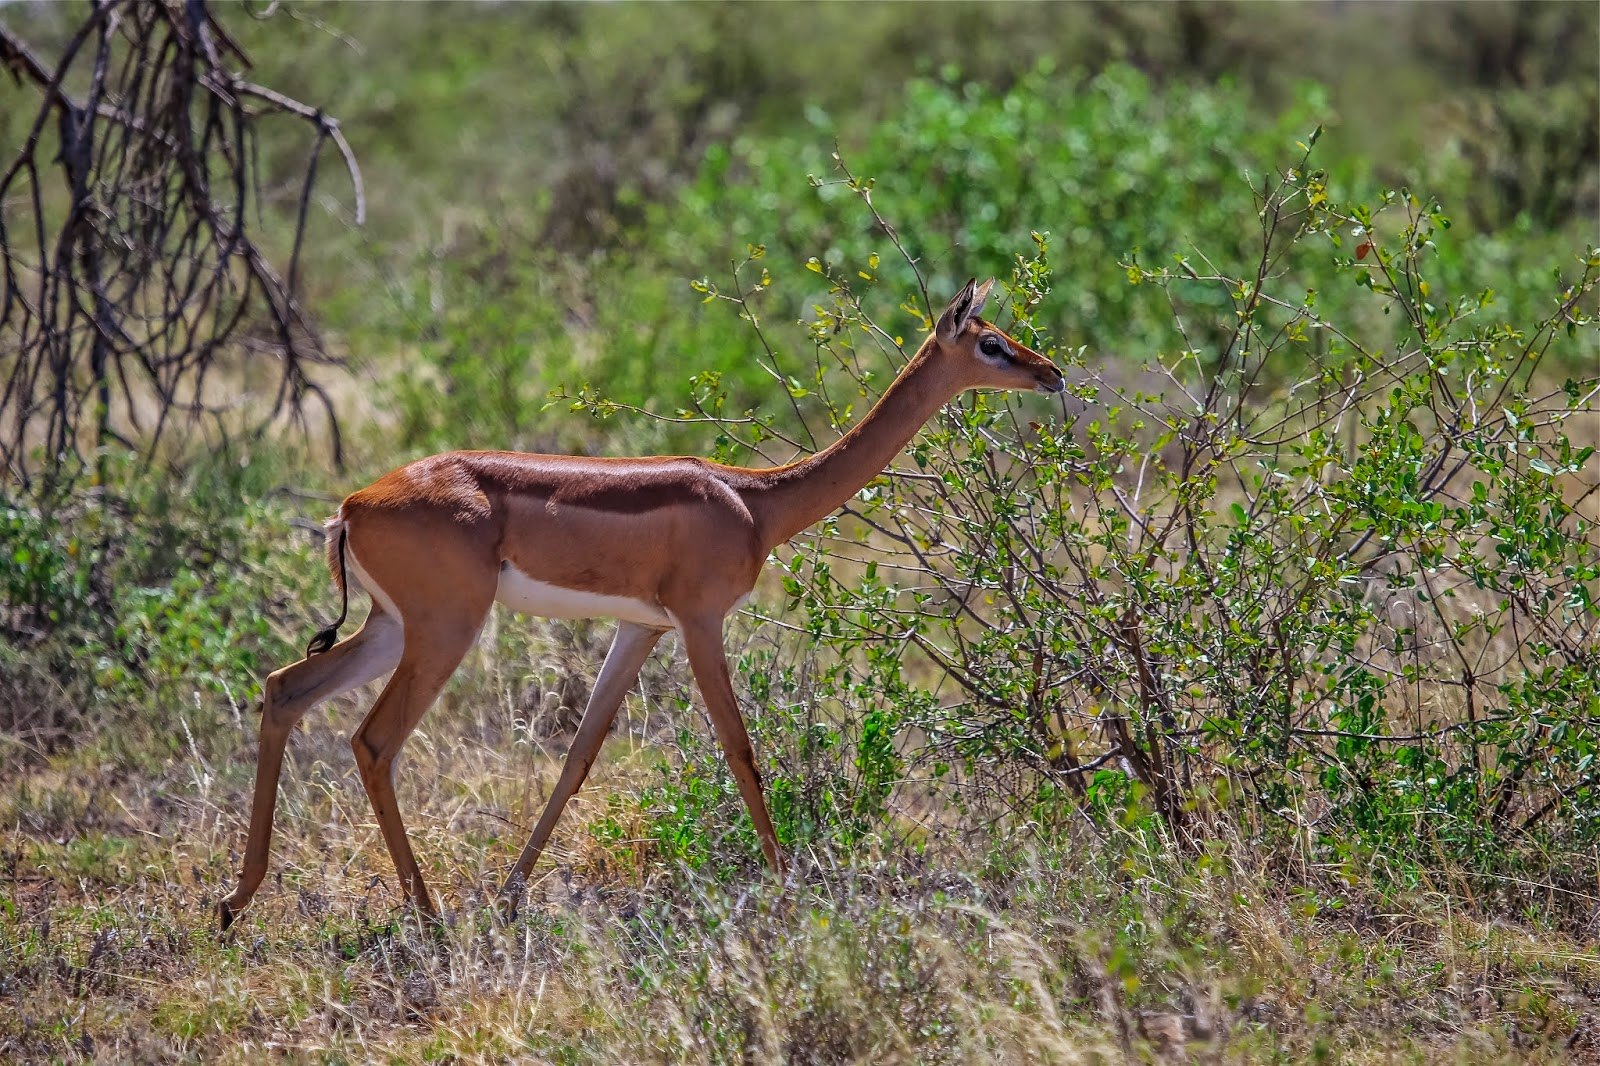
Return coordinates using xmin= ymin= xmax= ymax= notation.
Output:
xmin=305 ymin=625 xmax=340 ymax=657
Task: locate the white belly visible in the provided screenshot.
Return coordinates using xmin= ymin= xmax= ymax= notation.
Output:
xmin=495 ymin=564 xmax=673 ymax=628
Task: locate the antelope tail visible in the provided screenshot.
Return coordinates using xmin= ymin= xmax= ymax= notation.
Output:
xmin=305 ymin=521 xmax=349 ymax=656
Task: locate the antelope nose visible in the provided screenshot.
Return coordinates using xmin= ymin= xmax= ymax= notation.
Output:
xmin=1039 ymin=366 xmax=1066 ymax=394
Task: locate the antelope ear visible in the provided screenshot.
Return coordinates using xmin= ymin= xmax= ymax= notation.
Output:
xmin=936 ymin=278 xmax=980 ymax=342
xmin=971 ymin=278 xmax=995 ymax=314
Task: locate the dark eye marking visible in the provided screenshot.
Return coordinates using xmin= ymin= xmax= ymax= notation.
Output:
xmin=979 ymin=334 xmax=1013 ymax=361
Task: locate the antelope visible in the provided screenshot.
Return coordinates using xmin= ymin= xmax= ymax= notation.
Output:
xmin=217 ymin=278 xmax=1064 ymax=929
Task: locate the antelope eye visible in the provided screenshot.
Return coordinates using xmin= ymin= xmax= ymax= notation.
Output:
xmin=979 ymin=335 xmax=1009 ymax=359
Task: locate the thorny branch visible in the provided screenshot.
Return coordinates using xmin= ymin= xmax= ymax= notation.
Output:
xmin=0 ymin=0 xmax=364 ymax=490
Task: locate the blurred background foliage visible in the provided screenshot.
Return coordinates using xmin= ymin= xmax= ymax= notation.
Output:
xmin=8 ymin=0 xmax=1591 ymax=455
xmin=300 ymin=0 xmax=1597 ymax=457
xmin=218 ymin=0 xmax=1596 ymax=455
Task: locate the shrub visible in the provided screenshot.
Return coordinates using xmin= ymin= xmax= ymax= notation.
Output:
xmin=625 ymin=139 xmax=1600 ymax=875
xmin=390 ymin=64 xmax=1588 ymax=464
xmin=0 ymin=451 xmax=324 ymax=761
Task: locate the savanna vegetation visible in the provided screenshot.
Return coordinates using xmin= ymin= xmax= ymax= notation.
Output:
xmin=2 ymin=2 xmax=1599 ymax=1062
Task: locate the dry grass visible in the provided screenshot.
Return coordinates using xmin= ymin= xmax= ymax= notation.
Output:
xmin=4 ymin=625 xmax=1600 ymax=1065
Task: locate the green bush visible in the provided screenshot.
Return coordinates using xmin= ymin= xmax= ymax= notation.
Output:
xmin=620 ymin=139 xmax=1600 ymax=878
xmin=0 ymin=452 xmax=324 ymax=760
xmin=577 ymin=64 xmax=1321 ymax=430
xmin=380 ymin=64 xmax=1590 ymax=463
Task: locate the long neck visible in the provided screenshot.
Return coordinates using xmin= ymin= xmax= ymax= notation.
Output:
xmin=745 ymin=338 xmax=963 ymax=549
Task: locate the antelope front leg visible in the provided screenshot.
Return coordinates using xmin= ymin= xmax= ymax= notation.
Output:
xmin=679 ymin=615 xmax=787 ymax=877
xmin=498 ymin=622 xmax=664 ymax=910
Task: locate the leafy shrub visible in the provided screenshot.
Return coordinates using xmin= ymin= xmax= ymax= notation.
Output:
xmin=621 ymin=139 xmax=1600 ymax=875
xmin=383 ymin=240 xmax=574 ymax=454
xmin=578 ymin=64 xmax=1323 ymax=428
xmin=0 ymin=452 xmax=324 ymax=760
xmin=384 ymin=63 xmax=1589 ymax=464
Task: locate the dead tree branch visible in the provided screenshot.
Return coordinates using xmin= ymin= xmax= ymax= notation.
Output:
xmin=0 ymin=0 xmax=363 ymax=490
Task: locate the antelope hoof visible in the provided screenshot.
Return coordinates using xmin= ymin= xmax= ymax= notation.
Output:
xmin=494 ymin=878 xmax=526 ymax=924
xmin=494 ymin=893 xmax=521 ymax=924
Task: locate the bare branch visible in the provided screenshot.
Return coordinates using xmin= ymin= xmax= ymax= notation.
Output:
xmin=0 ymin=0 xmax=363 ymax=489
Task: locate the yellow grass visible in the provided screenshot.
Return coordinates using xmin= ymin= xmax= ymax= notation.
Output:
xmin=5 ymin=635 xmax=1600 ymax=1063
